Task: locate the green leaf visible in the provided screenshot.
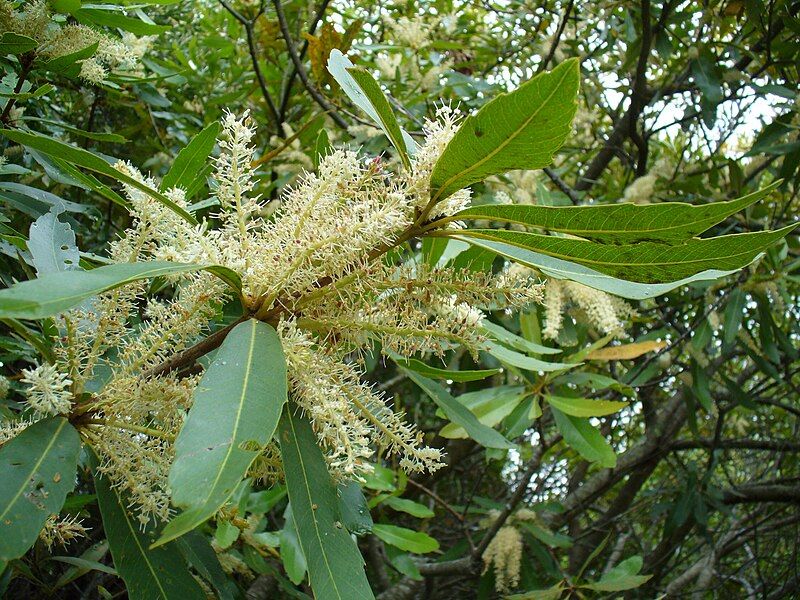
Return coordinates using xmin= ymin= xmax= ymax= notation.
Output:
xmin=52 ymin=542 xmax=113 ymax=590
xmin=506 ymin=582 xmax=565 ymax=600
xmin=0 ymin=129 xmax=196 ymax=224
xmin=161 ymin=122 xmax=220 ymax=193
xmin=451 ymin=224 xmax=798 ymax=284
xmin=0 ymin=261 xmax=237 ymax=320
xmin=338 ymin=481 xmax=373 ymax=535
xmin=551 ymin=372 xmax=635 ymax=396
xmin=175 ymin=531 xmax=240 ymax=600
xmin=451 ymin=182 xmax=780 ymax=243
xmin=391 ymin=355 xmax=500 ymax=382
xmin=723 ymin=288 xmax=747 ymax=346
xmin=372 ymin=524 xmax=439 ymax=554
xmin=451 ymin=234 xmax=750 ymax=299
xmin=429 ymin=58 xmax=579 ymax=204
xmin=552 ymin=408 xmax=616 ymax=468
xmin=74 ymin=8 xmax=171 ymax=35
xmin=382 ymin=496 xmax=435 ymax=519
xmin=41 ymin=42 xmax=98 ymax=73
xmin=92 ymin=456 xmax=205 ymax=600
xmin=544 ymin=395 xmax=628 ymax=418
xmin=277 ymin=408 xmax=374 ymax=600
xmin=439 ymin=385 xmax=527 ymax=439
xmin=403 ymin=370 xmax=515 ymax=449
xmin=157 ymin=320 xmax=287 ymax=547
xmin=327 ymin=50 xmax=416 ymax=158
xmin=0 ymin=418 xmax=81 ymax=562
xmin=20 ymin=117 xmax=128 ymax=143
xmin=481 ymin=320 xmax=562 ymax=355
xmin=0 ymin=32 xmax=38 ymax=55
xmin=485 ymin=340 xmax=575 ymax=372
xmin=582 ymin=555 xmax=652 ymax=592
xmin=280 ymin=505 xmax=308 ymax=585
xmin=346 ymin=67 xmax=411 ymax=169
xmin=517 ymin=521 xmax=572 ymax=548
xmin=27 ymin=209 xmax=80 ymax=275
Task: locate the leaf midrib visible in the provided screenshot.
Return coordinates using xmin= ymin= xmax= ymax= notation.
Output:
xmin=200 ymin=320 xmax=258 ymax=505
xmin=0 ymin=418 xmax=66 ymax=523
xmin=454 ymin=230 xmax=778 ymax=269
xmin=431 ymin=63 xmax=573 ymax=204
xmin=286 ymin=412 xmax=345 ymax=598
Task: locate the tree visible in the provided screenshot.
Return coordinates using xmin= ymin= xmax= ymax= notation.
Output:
xmin=0 ymin=0 xmax=797 ymax=598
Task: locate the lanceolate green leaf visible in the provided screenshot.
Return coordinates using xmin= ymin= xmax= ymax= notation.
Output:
xmin=327 ymin=50 xmax=416 ymax=158
xmin=450 ymin=181 xmax=781 ymax=243
xmin=372 ymin=524 xmax=439 ymax=554
xmin=0 ymin=418 xmax=81 ymax=562
xmin=92 ymin=456 xmax=206 ymax=600
xmin=545 ymin=395 xmax=628 ymax=418
xmin=429 ymin=58 xmax=579 ymax=204
xmin=161 ymin=122 xmax=220 ymax=193
xmin=450 ymin=223 xmax=797 ymax=284
xmin=157 ymin=320 xmax=287 ymax=547
xmin=552 ymin=408 xmax=616 ymax=468
xmin=391 ymin=355 xmax=500 ymax=382
xmin=277 ymin=408 xmax=374 ymax=600
xmin=0 ymin=261 xmax=241 ymax=320
xmin=439 ymin=385 xmax=527 ymax=439
xmin=346 ymin=67 xmax=411 ymax=169
xmin=0 ymin=129 xmax=197 ymax=224
xmin=403 ymin=369 xmax=515 ymax=449
xmin=450 ymin=234 xmax=749 ymax=299
xmin=486 ymin=340 xmax=575 ymax=372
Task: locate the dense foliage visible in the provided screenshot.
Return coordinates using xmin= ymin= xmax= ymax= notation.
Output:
xmin=0 ymin=0 xmax=798 ymax=599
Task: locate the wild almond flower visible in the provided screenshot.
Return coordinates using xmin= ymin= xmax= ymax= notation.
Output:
xmin=21 ymin=363 xmax=73 ymax=416
xmin=2 ymin=108 xmax=546 ymax=521
xmin=542 ymin=278 xmax=636 ymax=340
xmin=38 ymin=514 xmax=89 ymax=550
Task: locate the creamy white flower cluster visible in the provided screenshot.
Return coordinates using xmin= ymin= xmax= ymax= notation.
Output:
xmin=2 ymin=108 xmax=545 ymax=520
xmin=0 ymin=0 xmax=154 ymax=85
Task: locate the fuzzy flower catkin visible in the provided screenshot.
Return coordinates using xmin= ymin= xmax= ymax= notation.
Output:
xmin=542 ymin=278 xmax=636 ymax=339
xmin=482 ymin=525 xmax=524 ymax=592
xmin=21 ymin=363 xmax=73 ymax=416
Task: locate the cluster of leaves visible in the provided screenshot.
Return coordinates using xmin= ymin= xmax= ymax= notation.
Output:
xmin=0 ymin=0 xmax=799 ymax=599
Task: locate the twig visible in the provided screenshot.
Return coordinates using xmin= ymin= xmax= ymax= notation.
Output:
xmin=271 ymin=0 xmax=349 ymax=130
xmin=543 ymin=167 xmax=582 ymax=205
xmin=538 ymin=0 xmax=575 ymax=73
xmin=219 ymin=0 xmax=281 ymax=131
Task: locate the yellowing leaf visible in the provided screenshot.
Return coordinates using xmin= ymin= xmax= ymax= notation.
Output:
xmin=587 ymin=340 xmax=666 ymax=361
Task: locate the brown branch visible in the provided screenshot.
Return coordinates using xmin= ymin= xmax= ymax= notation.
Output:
xmin=271 ymin=0 xmax=349 ymax=130
xmin=219 ymin=0 xmax=281 ymax=132
xmin=538 ymin=0 xmax=575 ymax=73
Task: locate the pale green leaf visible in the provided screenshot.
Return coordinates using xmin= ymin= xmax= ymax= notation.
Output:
xmin=403 ymin=369 xmax=515 ymax=449
xmin=28 ymin=209 xmax=80 ymax=275
xmin=485 ymin=340 xmax=575 ymax=372
xmin=544 ymin=395 xmax=628 ymax=418
xmin=277 ymin=408 xmax=374 ymax=600
xmin=449 ymin=234 xmax=772 ymax=300
xmin=0 ymin=261 xmax=241 ymax=320
xmin=0 ymin=418 xmax=81 ymax=562
xmin=481 ymin=320 xmax=561 ymax=355
xmin=327 ymin=50 xmax=416 ymax=157
xmin=372 ymin=524 xmax=439 ymax=554
xmin=346 ymin=67 xmax=411 ymax=169
xmin=552 ymin=408 xmax=616 ymax=468
xmin=157 ymin=320 xmax=287 ymax=546
xmin=582 ymin=555 xmax=652 ymax=592
xmin=429 ymin=58 xmax=579 ymax=204
xmin=280 ymin=505 xmax=308 ymax=585
xmin=382 ymin=496 xmax=435 ymax=519
xmin=439 ymin=385 xmax=527 ymax=439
